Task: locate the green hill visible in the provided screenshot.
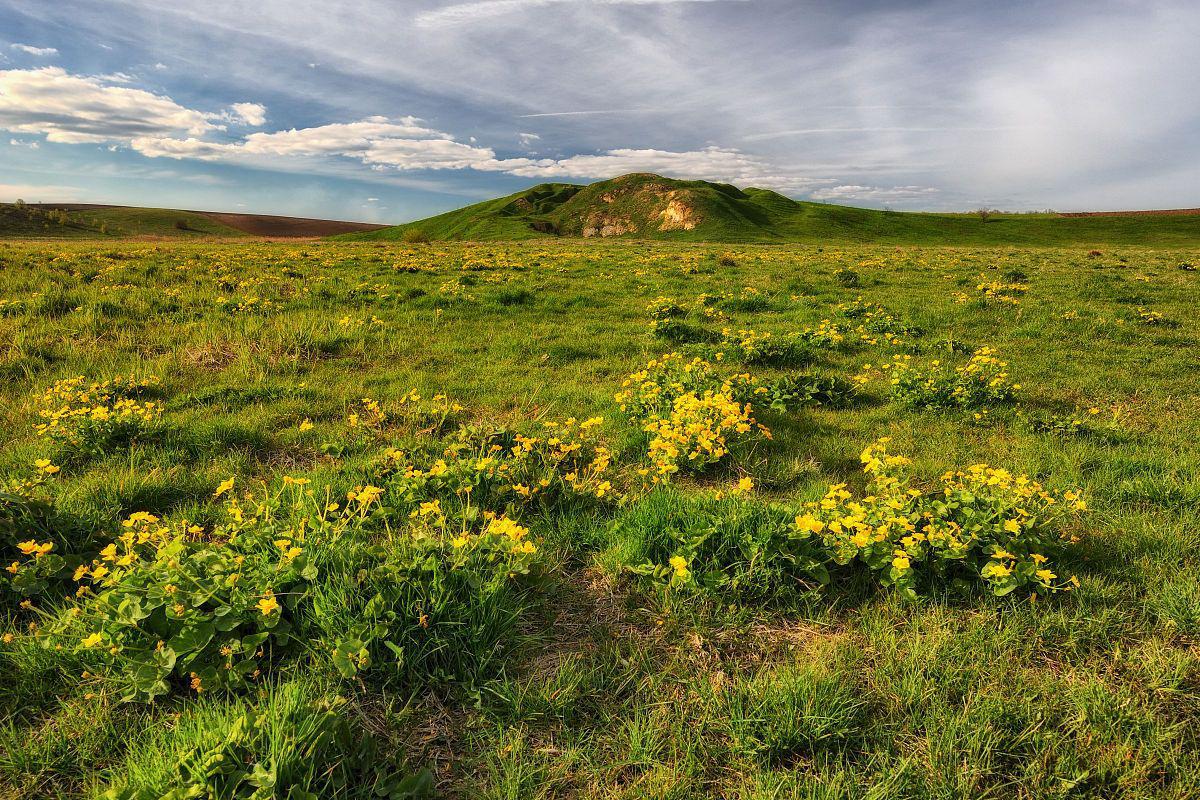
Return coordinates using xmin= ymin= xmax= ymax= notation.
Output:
xmin=0 ymin=203 xmax=246 ymax=238
xmin=0 ymin=203 xmax=389 ymax=239
xmin=342 ymin=173 xmax=1200 ymax=246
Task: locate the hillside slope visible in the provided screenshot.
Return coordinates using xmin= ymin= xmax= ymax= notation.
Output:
xmin=342 ymin=173 xmax=1200 ymax=246
xmin=1 ymin=204 xmax=389 ymax=238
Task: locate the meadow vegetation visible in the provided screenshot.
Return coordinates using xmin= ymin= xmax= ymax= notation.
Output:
xmin=1 ymin=237 xmax=1198 ymax=798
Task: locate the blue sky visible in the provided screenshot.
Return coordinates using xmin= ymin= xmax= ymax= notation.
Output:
xmin=1 ymin=0 xmax=1197 ymax=221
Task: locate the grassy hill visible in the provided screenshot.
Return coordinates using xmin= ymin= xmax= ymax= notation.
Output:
xmin=0 ymin=203 xmax=245 ymax=238
xmin=0 ymin=203 xmax=390 ymax=239
xmin=343 ymin=172 xmax=1200 ymax=246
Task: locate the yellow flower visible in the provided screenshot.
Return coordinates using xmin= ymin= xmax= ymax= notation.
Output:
xmin=355 ymin=485 xmax=383 ymax=506
xmin=982 ymin=562 xmax=1012 ymax=579
xmin=668 ymin=555 xmax=690 ymax=579
xmin=1002 ymin=519 xmax=1021 ymax=534
xmin=892 ymin=554 xmax=910 ymax=571
xmin=257 ymin=591 xmax=280 ymax=616
xmin=213 ymin=477 xmax=235 ymax=498
xmin=298 ymin=418 xmax=314 ymax=432
xmin=34 ymin=458 xmax=60 ymax=474
xmin=17 ymin=540 xmax=52 ymax=558
xmin=1036 ymin=569 xmax=1056 ymax=583
xmin=793 ymin=515 xmax=825 ymax=535
xmin=735 ymin=476 xmax=754 ymax=494
xmin=81 ymin=633 xmax=103 ymax=648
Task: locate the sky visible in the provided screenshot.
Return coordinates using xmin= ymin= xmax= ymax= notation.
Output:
xmin=0 ymin=0 xmax=1197 ymax=222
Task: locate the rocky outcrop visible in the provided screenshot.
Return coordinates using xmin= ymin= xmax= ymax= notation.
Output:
xmin=659 ymin=195 xmax=699 ymax=231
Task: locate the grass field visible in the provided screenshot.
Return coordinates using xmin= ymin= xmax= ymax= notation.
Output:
xmin=2 ymin=238 xmax=1199 ymax=799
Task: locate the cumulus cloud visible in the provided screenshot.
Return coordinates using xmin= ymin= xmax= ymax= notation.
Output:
xmin=129 ymin=111 xmax=809 ymax=191
xmin=225 ymin=102 xmax=267 ymax=126
xmin=0 ymin=67 xmax=216 ymax=143
xmin=10 ymin=44 xmax=58 ymax=57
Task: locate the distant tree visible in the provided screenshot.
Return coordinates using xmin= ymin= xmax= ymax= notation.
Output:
xmin=975 ymin=207 xmax=992 ymax=222
xmin=401 ymin=228 xmax=430 ymax=244
xmin=175 ymin=219 xmax=191 ymax=231
xmin=13 ymin=198 xmax=25 ymax=209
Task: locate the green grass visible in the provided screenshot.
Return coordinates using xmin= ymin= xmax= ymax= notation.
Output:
xmin=0 ymin=204 xmax=245 ymax=239
xmin=1 ymin=237 xmax=1199 ymax=798
xmin=343 ymin=172 xmax=1200 ymax=246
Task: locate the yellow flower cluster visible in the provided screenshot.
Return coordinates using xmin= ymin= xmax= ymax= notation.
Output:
xmin=34 ymin=375 xmax=161 ymax=445
xmin=976 ymin=277 xmax=1027 ymax=304
xmin=880 ymin=347 xmax=1019 ymax=410
xmin=643 ymin=389 xmax=767 ymax=478
xmin=791 ymin=438 xmax=1082 ymax=596
xmin=800 ymin=319 xmax=847 ymax=347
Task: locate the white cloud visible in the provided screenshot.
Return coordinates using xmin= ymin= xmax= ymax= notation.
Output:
xmin=0 ymin=67 xmax=217 ymax=143
xmin=9 ymin=137 xmax=39 ymax=148
xmin=227 ymin=102 xmax=267 ymax=126
xmin=11 ymin=44 xmax=58 ymax=57
xmin=129 ymin=113 xmax=810 ymax=191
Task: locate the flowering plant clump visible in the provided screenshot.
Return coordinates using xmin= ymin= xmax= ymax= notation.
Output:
xmin=790 ymin=438 xmax=1084 ymax=598
xmin=615 ymin=352 xmax=763 ymax=420
xmin=720 ymin=328 xmax=810 ymax=367
xmin=34 ymin=375 xmax=161 ymax=454
xmin=641 ymin=302 xmax=720 ymax=343
xmin=46 ymin=489 xmax=322 ymax=702
xmin=882 ymin=347 xmax=1019 ymax=410
xmin=976 ymin=277 xmax=1027 ymax=304
xmin=346 ymin=391 xmax=464 ymax=441
xmin=836 ymin=297 xmax=922 ymax=346
xmin=370 ymin=415 xmax=618 ymax=522
xmin=647 ymin=296 xmax=686 ymax=321
xmin=2 ymin=462 xmax=73 ymax=601
xmin=798 ymin=319 xmax=848 ymax=348
xmin=323 ymin=505 xmax=544 ymax=685
xmin=1135 ymin=307 xmax=1177 ymax=327
xmin=643 ymin=390 xmax=769 ymax=479
xmin=42 ymin=468 xmax=548 ymax=700
xmin=616 ymin=354 xmax=770 ymax=480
